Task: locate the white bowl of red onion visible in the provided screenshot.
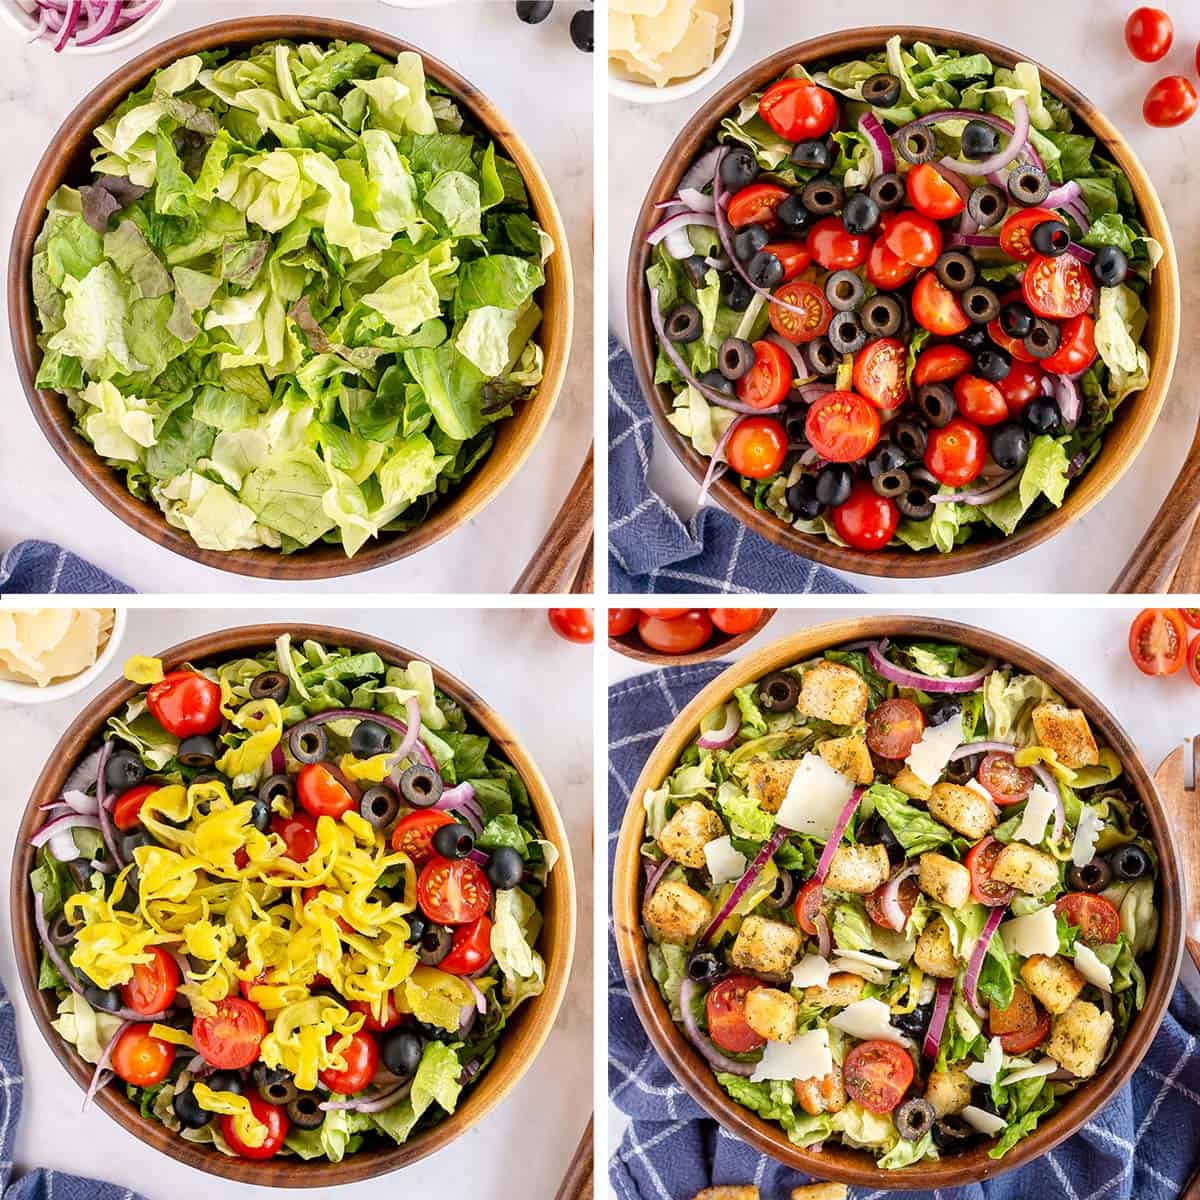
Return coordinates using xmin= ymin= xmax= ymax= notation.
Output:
xmin=0 ymin=0 xmax=175 ymax=55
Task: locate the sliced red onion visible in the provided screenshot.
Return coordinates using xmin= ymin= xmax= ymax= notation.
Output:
xmin=647 ymin=211 xmax=719 ymax=249
xmin=679 ymin=187 xmax=716 ymax=213
xmin=698 ymin=702 xmax=740 ymax=750
xmin=1044 ymin=181 xmax=1083 ymax=213
xmin=53 ymin=0 xmax=81 ymax=50
xmin=294 ymin=708 xmax=438 ymax=772
xmin=795 ymin=381 xmax=835 ymax=404
xmin=94 ymin=741 xmax=124 ymax=871
xmin=1064 ymin=200 xmax=1092 ymax=236
xmin=644 ymin=855 xmax=674 ymax=904
xmin=697 ymin=423 xmax=735 ymax=509
xmin=948 ymin=740 xmax=1016 ymax=761
xmin=83 ymin=1019 xmax=129 ymax=1111
xmin=61 ymin=789 xmax=99 ymax=815
xmin=933 ymin=472 xmax=1020 ymax=507
xmin=1031 ymin=762 xmax=1066 ymax=841
xmin=385 ymin=696 xmax=422 ymax=769
xmin=458 ymin=1002 xmax=477 ymax=1037
xmin=879 ymin=863 xmax=920 ymax=932
xmin=897 ymin=103 xmax=1043 ymax=172
xmin=700 ymin=827 xmax=788 ymax=944
xmin=868 ymin=640 xmax=995 ymax=694
xmin=858 ymin=111 xmax=896 ymax=176
xmin=964 ymin=906 xmax=1007 ymax=1016
xmin=705 ymin=255 xmax=731 ymax=271
xmin=467 ymin=848 xmax=490 ymax=868
xmin=463 ymin=975 xmax=488 ymax=1015
xmin=1067 ymin=242 xmax=1096 ymax=265
xmin=679 ymin=145 xmax=725 ymax=194
xmin=74 ymin=0 xmax=120 ymax=45
xmin=89 ymin=857 xmax=114 ymax=875
xmin=1052 ymin=374 xmax=1082 ymax=427
xmin=939 ymin=98 xmax=1031 ymax=176
xmin=664 ymin=228 xmax=697 ymax=260
xmin=679 ymin=978 xmax=754 ymax=1076
xmin=946 ymin=233 xmax=1002 ymax=250
xmin=814 ymin=912 xmax=832 ymax=958
xmin=814 ymin=788 xmax=864 ymax=884
xmin=320 ymin=1081 xmax=412 ymax=1113
xmin=924 ymin=977 xmax=954 ymax=1059
xmin=31 ymin=812 xmax=102 ymax=850
xmin=765 ymin=332 xmax=816 ymax=384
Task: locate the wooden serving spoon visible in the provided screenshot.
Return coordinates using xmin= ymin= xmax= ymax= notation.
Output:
xmin=512 ymin=445 xmax=594 ymax=594
xmin=553 ymin=1116 xmax=594 ymax=1200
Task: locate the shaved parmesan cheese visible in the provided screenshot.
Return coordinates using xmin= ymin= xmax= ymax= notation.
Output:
xmin=703 ymin=835 xmax=747 ymax=885
xmin=635 ymin=0 xmax=692 ymax=55
xmin=610 ymin=0 xmax=669 ymax=14
xmin=692 ymin=0 xmax=732 ymax=33
xmin=775 ymin=753 xmax=856 ymax=838
xmin=0 ymin=608 xmax=115 ymax=688
xmin=610 ymin=11 xmax=638 ymax=53
xmin=750 ymin=1028 xmax=832 ymax=1083
xmin=962 ymin=1105 xmax=1007 ymax=1136
xmin=966 ymin=1036 xmax=1004 ymax=1085
xmin=905 ymin=713 xmax=964 ymax=787
xmin=1014 ymin=784 xmax=1058 ymax=845
xmin=829 ymin=998 xmax=905 ymax=1045
xmin=1000 ymin=906 xmax=1060 ymax=959
xmin=791 ymin=954 xmax=832 ymax=989
xmin=999 ymin=1059 xmax=1059 ymax=1086
xmin=1074 ymin=943 xmax=1113 ymax=992
xmin=832 ymin=949 xmax=901 ymax=971
xmin=609 ymin=0 xmax=731 ymax=88
xmin=1072 ymin=805 xmax=1103 ymax=868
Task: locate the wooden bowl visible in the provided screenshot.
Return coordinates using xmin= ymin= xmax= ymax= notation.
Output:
xmin=11 ymin=623 xmax=576 ymax=1187
xmin=8 ymin=17 xmax=573 ymax=581
xmin=626 ymin=27 xmax=1181 ymax=580
xmin=609 ymin=607 xmax=776 ymax=666
xmin=612 ymin=615 xmax=1184 ymax=1189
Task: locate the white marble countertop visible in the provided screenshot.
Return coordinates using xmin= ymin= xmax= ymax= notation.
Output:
xmin=0 ymin=0 xmax=593 ymax=595
xmin=0 ymin=607 xmax=594 ymax=1200
xmin=608 ymin=0 xmax=1200 ymax=595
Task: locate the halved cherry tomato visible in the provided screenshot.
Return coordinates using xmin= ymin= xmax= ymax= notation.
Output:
xmin=1041 ymin=314 xmax=1097 ymax=376
xmin=112 ymin=782 xmax=158 ymax=832
xmin=1023 ymin=253 xmax=1095 ymax=320
xmin=1144 ymin=75 xmax=1197 ymax=127
xmin=966 ymin=836 xmax=1017 ymax=907
xmin=271 ymin=811 xmax=319 ymax=862
xmin=865 ymin=698 xmax=925 ymax=759
xmin=805 ymin=391 xmax=880 ymax=463
xmin=807 ymin=216 xmax=871 ymax=270
xmin=758 ymin=78 xmax=838 ymax=141
xmin=709 ymin=608 xmax=764 ymax=635
xmin=768 ymin=281 xmax=832 ymax=344
xmin=911 ymin=344 xmax=972 ymax=387
xmin=391 ymin=810 xmax=455 ymax=866
xmin=843 ymin=1040 xmax=914 ymax=1114
xmin=988 ymin=318 xmax=1037 ymax=364
xmin=706 ymin=974 xmax=766 ymax=1053
xmin=793 ymin=878 xmax=824 ymax=935
xmin=726 ymin=417 xmax=788 ymax=479
xmin=638 ymin=610 xmax=714 ymax=655
xmin=884 ymin=212 xmax=942 ymax=268
xmin=978 ymin=751 xmax=1035 ymax=806
xmin=1056 ymin=892 xmax=1120 ymax=945
xmin=1126 ymin=7 xmax=1173 ymax=62
xmin=1128 ymin=608 xmax=1188 ymax=675
xmin=347 ymin=993 xmax=403 ymax=1032
xmin=418 ymin=855 xmax=492 ymax=925
xmin=221 ymin=1094 xmax=289 ymax=1160
xmin=853 ymin=337 xmax=908 ymax=410
xmin=146 ymin=670 xmax=222 ymax=738
xmin=296 ymin=763 xmax=356 ymax=820
xmin=726 ymin=183 xmax=789 ymax=228
xmin=762 ymin=241 xmax=812 ymax=282
xmin=1182 ymin=610 xmax=1200 ymax=630
xmin=548 ymin=608 xmax=594 ymax=643
xmin=111 ymin=1023 xmax=174 ymax=1087
xmin=319 ymin=1029 xmax=380 ymax=1095
xmin=865 ymin=236 xmax=918 ymax=290
xmin=925 ymin=417 xmax=986 ymax=487
xmin=438 ymin=914 xmax=494 ymax=975
xmin=120 ymin=945 xmax=180 ymax=1016
xmin=989 ymin=985 xmax=1051 ymax=1055
xmin=736 ymin=340 xmax=793 ymax=408
xmin=1188 ymin=634 xmax=1200 ymax=687
xmin=912 ymin=271 xmax=970 ymax=335
xmin=1000 ymin=208 xmax=1058 ymax=263
xmin=193 ymin=996 xmax=267 ymax=1069
xmin=997 ymin=360 xmax=1043 ymax=415
xmin=906 ymin=163 xmax=965 ymax=220
xmin=953 ymin=375 xmax=1008 ymax=426
xmin=608 ymin=608 xmax=639 ymax=637
xmin=866 ymin=875 xmax=918 ymax=930
xmin=831 ymin=481 xmax=899 ymax=551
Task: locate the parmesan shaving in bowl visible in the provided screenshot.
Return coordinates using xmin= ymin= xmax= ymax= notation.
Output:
xmin=609 ymin=0 xmax=732 ymax=89
xmin=0 ymin=609 xmax=115 ymax=688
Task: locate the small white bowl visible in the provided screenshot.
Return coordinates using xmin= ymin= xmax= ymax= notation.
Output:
xmin=0 ymin=609 xmax=126 ymax=706
xmin=608 ymin=0 xmax=744 ymax=105
xmin=0 ymin=0 xmax=175 ymax=56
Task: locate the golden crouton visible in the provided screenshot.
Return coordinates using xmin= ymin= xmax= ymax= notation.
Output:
xmin=793 ymin=1063 xmax=846 ymax=1116
xmin=993 ymin=843 xmax=1061 ymax=896
xmin=798 ymin=661 xmax=870 ymax=726
xmin=804 ymin=971 xmax=866 ymax=1009
xmin=643 ymin=879 xmax=711 ymax=944
xmin=914 ymin=915 xmax=959 ymax=978
xmin=744 ymin=986 xmax=800 ymax=1042
xmin=928 ymin=781 xmax=997 ymax=841
xmin=693 ymin=1190 xmax=759 ymax=1200
xmin=918 ymin=851 xmax=972 ymax=909
xmin=730 ymin=915 xmax=801 ymax=980
xmin=744 ymin=759 xmax=801 ymax=814
xmin=791 ymin=1186 xmax=849 ymax=1200
xmin=1031 ymin=702 xmax=1099 ymax=769
xmin=892 ymin=766 xmax=932 ymax=802
xmin=925 ymin=1066 xmax=973 ymax=1118
xmin=658 ymin=801 xmax=727 ymax=868
xmin=1046 ymin=999 xmax=1114 ymax=1078
xmin=824 ymin=843 xmax=891 ymax=894
xmin=1021 ymin=954 xmax=1086 ymax=1015
xmin=817 ymin=735 xmax=875 ymax=784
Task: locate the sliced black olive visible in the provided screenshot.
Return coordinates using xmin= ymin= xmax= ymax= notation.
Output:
xmin=250 ymin=798 xmax=271 ymax=833
xmin=862 ymin=72 xmax=902 ymax=108
xmin=732 ymin=223 xmax=769 ymax=262
xmin=104 ymin=750 xmax=146 ymax=793
xmin=173 ymin=1083 xmax=212 ymax=1129
xmin=569 ymin=9 xmax=593 ymax=52
xmin=825 ymin=269 xmax=865 ymax=312
xmin=1008 ymin=164 xmax=1051 ymax=206
xmin=687 ymin=951 xmax=727 ymax=984
xmin=1000 ymin=300 xmax=1034 ymax=339
xmin=945 ymin=750 xmax=982 ymax=785
xmin=1024 ymin=318 xmax=1061 ymax=360
xmin=249 ymin=671 xmax=290 ymax=702
xmin=1032 ymin=218 xmax=1071 ymax=258
xmin=801 ymin=176 xmax=844 ymax=216
xmin=289 ymin=723 xmax=328 ymax=765
xmin=967 ymin=183 xmax=1007 ymax=228
xmin=926 ymin=697 xmax=962 ymax=727
xmin=665 ymin=302 xmax=703 ymax=344
xmin=260 ymin=773 xmax=294 ymax=807
xmin=766 ymin=870 xmax=797 ymax=908
xmin=418 ymin=924 xmax=453 ymax=966
xmin=722 ymin=274 xmax=754 ymax=312
xmin=178 ymin=735 xmax=217 ymax=769
xmin=868 ymin=441 xmax=906 ymax=476
xmin=747 ymin=250 xmax=785 ymax=289
xmin=842 ymin=192 xmax=880 ymax=235
xmin=83 ymin=983 xmax=123 ymax=1013
xmin=516 ymin=1 xmax=553 ymax=22
xmin=398 ymin=763 xmax=443 ymax=808
xmin=1110 ymin=844 xmax=1151 ymax=881
xmin=892 ymin=420 xmax=927 ymax=459
xmin=1067 ymin=857 xmax=1114 ymax=892
xmin=207 ymin=1070 xmax=244 ymax=1095
xmin=785 ymin=476 xmax=823 ymax=519
xmin=287 ymin=1093 xmax=325 ymax=1129
xmin=868 ymin=172 xmax=905 ymax=211
xmin=253 ymin=1064 xmax=299 ymax=1106
xmin=857 ymin=814 xmax=903 ymax=864
xmin=917 ymin=383 xmax=955 ymax=428
xmin=759 ymin=670 xmax=801 ymax=712
xmin=896 ymin=126 xmax=938 ymax=165
xmin=897 ymin=488 xmax=934 ymax=521
xmin=891 ymin=1002 xmax=933 ymax=1040
xmin=406 ymin=914 xmax=427 ymax=944
xmin=828 ymin=311 xmax=866 ymax=355
xmin=350 ymin=719 xmax=392 ymax=759
xmin=360 ymin=785 xmax=400 ymax=830
xmin=896 ymin=1098 xmax=937 ymax=1141
xmin=935 ymin=250 xmax=976 ymax=292
xmin=975 ymin=346 xmax=1011 ymax=382
xmin=719 ymin=337 xmax=756 ymax=381
xmin=486 ymin=846 xmax=525 ymax=890
xmin=958 ymin=325 xmax=988 ymax=351
xmin=382 ymin=1029 xmax=424 ymax=1077
xmin=719 ymin=146 xmax=758 ymax=190
xmin=961 ymin=120 xmax=1001 ymax=160
xmin=699 ymin=369 xmax=735 ymax=396
xmin=860 ymin=294 xmax=904 ymax=337
xmin=1093 ymin=244 xmax=1129 ymax=287
xmin=932 ymin=1115 xmax=979 ymax=1152
xmin=432 ymin=822 xmax=474 ymax=860
xmin=784 ymin=410 xmax=809 ymax=444
xmin=790 ymin=139 xmax=832 ymax=170
xmin=873 ymin=468 xmax=911 ymax=499
xmin=682 ymin=255 xmax=711 ymax=289
xmin=807 ymin=336 xmax=840 ymax=377
xmin=990 ymin=422 xmax=1031 ymax=471
xmin=814 ymin=464 xmax=854 ymax=507
xmin=962 ymin=285 xmax=1001 ymax=324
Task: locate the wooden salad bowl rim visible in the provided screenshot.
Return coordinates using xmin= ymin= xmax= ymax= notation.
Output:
xmin=609 ymin=607 xmax=777 ymax=666
xmin=626 ymin=26 xmax=1181 ymax=580
xmin=612 ymin=615 xmax=1184 ymax=1187
xmin=8 ymin=16 xmax=574 ymax=581
xmin=11 ymin=623 xmax=577 ymax=1187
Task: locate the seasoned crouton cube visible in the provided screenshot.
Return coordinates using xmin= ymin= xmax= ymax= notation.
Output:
xmin=798 ymin=661 xmax=870 ymax=726
xmin=745 ymin=986 xmax=799 ymax=1042
xmin=1021 ymin=954 xmax=1086 ymax=1015
xmin=804 ymin=971 xmax=866 ymax=1009
xmin=745 ymin=759 xmax=801 ymax=814
xmin=730 ymin=915 xmax=801 ymax=980
xmin=993 ymin=843 xmax=1061 ymax=896
xmin=892 ymin=766 xmax=932 ymax=802
xmin=918 ymin=852 xmax=972 ymax=909
xmin=818 ymin=734 xmax=875 ymax=784
xmin=1031 ymin=702 xmax=1099 ymax=769
xmin=793 ymin=1063 xmax=846 ymax=1116
xmin=693 ymin=1190 xmax=759 ymax=1200
xmin=658 ymin=801 xmax=726 ymax=868
xmin=643 ymin=879 xmax=711 ymax=944
xmin=914 ymin=915 xmax=959 ymax=978
xmin=925 ymin=1066 xmax=973 ymax=1118
xmin=1046 ymin=999 xmax=1114 ymax=1079
xmin=824 ymin=843 xmax=890 ymax=894
xmin=791 ymin=1186 xmax=849 ymax=1200
xmin=928 ymin=782 xmax=997 ymax=840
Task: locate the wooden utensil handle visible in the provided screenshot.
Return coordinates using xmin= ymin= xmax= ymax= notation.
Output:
xmin=553 ymin=1116 xmax=594 ymax=1200
xmin=1183 ymin=1161 xmax=1200 ymax=1200
xmin=1170 ymin=513 xmax=1200 ymax=593
xmin=1111 ymin=449 xmax=1200 ymax=593
xmin=570 ymin=539 xmax=594 ymax=594
xmin=512 ymin=446 xmax=594 ymax=594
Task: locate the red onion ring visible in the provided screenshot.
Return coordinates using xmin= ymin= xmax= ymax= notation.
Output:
xmin=74 ymin=0 xmax=121 ymax=45
xmin=946 ymin=233 xmax=1002 ymax=250
xmin=858 ymin=111 xmax=896 ymax=176
xmin=678 ymin=979 xmax=754 ymax=1076
xmin=933 ymin=472 xmax=1020 ymax=507
xmin=644 ymin=855 xmax=674 ymax=904
xmin=698 ymin=702 xmax=740 ymax=750
xmin=1067 ymin=242 xmax=1096 ymax=265
xmin=463 ymin=975 xmax=488 ymax=1015
xmin=939 ymin=98 xmax=1032 ymax=177
xmin=320 ymin=1080 xmax=412 ymax=1112
xmin=868 ymin=640 xmax=995 ymax=694
xmin=83 ymin=1019 xmax=129 ymax=1111
xmin=814 ymin=788 xmax=864 ymax=884
xmin=795 ymin=381 xmax=835 ymax=404
xmin=295 ymin=708 xmax=437 ymax=773
xmin=93 ymin=741 xmax=124 ymax=870
xmin=964 ymin=906 xmax=1007 ymax=1016
xmin=700 ymin=827 xmax=788 ymax=944
xmin=1052 ymin=374 xmax=1082 ymax=427
xmin=697 ymin=416 xmax=739 ymax=510
xmin=765 ymin=332 xmax=816 ymax=383
xmin=814 ymin=912 xmax=832 ymax=958
xmin=896 ymin=103 xmax=1043 ymax=173
xmin=679 ymin=145 xmax=724 ymax=194
xmin=646 ymin=211 xmax=719 ymax=252
xmin=879 ymin=863 xmax=920 ymax=932
xmin=924 ymin=977 xmax=954 ymax=1060
xmin=679 ymin=187 xmax=716 ymax=213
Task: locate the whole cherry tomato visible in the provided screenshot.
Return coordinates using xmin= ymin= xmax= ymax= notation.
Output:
xmin=830 ymin=482 xmax=899 ymax=551
xmin=638 ymin=610 xmax=713 ymax=655
xmin=146 ymin=670 xmax=222 ymax=738
xmin=1144 ymin=76 xmax=1197 ymax=127
xmin=807 ymin=216 xmax=871 ymax=270
xmin=925 ymin=417 xmax=986 ymax=488
xmin=726 ymin=417 xmax=788 ymax=479
xmin=758 ymin=78 xmax=838 ymax=140
xmin=1125 ymin=8 xmax=1173 ymax=62
xmin=110 ymin=1024 xmax=174 ymax=1087
xmin=953 ymin=375 xmax=1009 ymax=426
xmin=709 ymin=608 xmax=764 ymax=635
xmin=865 ymin=237 xmax=918 ymax=290
xmin=884 ymin=212 xmax=943 ymax=268
xmin=548 ymin=608 xmax=594 ymax=644
xmin=608 ymin=608 xmax=639 ymax=637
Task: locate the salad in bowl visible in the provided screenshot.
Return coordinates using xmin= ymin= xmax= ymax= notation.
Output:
xmin=644 ymin=36 xmax=1163 ymax=557
xmin=636 ymin=634 xmax=1159 ymax=1169
xmin=25 ymin=634 xmax=556 ymax=1169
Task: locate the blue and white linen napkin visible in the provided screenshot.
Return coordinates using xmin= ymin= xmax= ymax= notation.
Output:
xmin=0 ymin=541 xmax=132 ymax=595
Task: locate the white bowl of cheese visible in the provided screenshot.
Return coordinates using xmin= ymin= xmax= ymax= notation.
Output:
xmin=0 ymin=608 xmax=125 ymax=704
xmin=609 ymin=0 xmax=744 ymax=104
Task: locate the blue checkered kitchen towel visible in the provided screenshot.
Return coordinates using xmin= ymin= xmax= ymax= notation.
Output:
xmin=608 ymin=664 xmax=1200 ymax=1200
xmin=0 ymin=541 xmax=132 ymax=596
xmin=608 ymin=336 xmax=861 ymax=596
